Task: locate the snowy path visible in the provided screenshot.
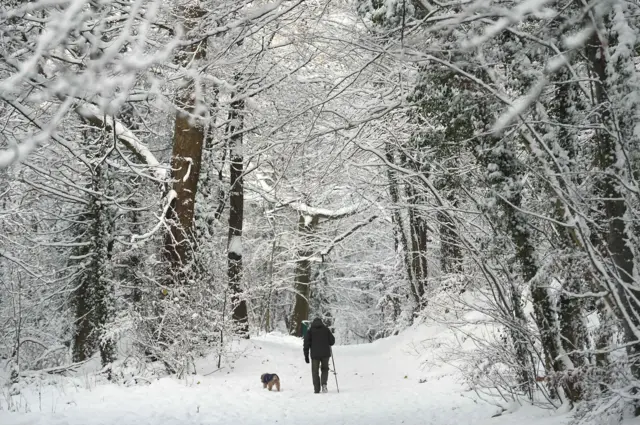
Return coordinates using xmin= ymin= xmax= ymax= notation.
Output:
xmin=1 ymin=327 xmax=568 ymax=425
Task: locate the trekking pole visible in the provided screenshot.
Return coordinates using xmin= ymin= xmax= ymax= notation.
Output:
xmin=331 ymin=347 xmax=340 ymax=393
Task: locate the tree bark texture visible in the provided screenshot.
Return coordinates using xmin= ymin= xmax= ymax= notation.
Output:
xmin=227 ymin=96 xmax=249 ymax=335
xmin=438 ymin=192 xmax=462 ymax=276
xmin=586 ymin=28 xmax=640 ymax=392
xmin=485 ymin=140 xmax=580 ymax=402
xmin=385 ymin=144 xmax=415 ymax=299
xmin=72 ymin=161 xmax=115 ymax=366
xmin=405 ymin=184 xmax=428 ymax=308
xmin=163 ymin=5 xmax=206 ymax=280
xmin=290 ymin=214 xmax=319 ymax=337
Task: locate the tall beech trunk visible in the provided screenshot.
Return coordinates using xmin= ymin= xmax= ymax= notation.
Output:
xmin=163 ymin=5 xmax=206 ymax=280
xmin=227 ymin=96 xmax=249 ymax=335
xmin=385 ymin=144 xmax=415 ymax=301
xmin=287 ymin=205 xmax=364 ymax=336
xmin=400 ymin=148 xmax=429 ymax=310
xmin=290 ymin=214 xmax=318 ymax=337
xmin=405 ymin=184 xmax=428 ymax=308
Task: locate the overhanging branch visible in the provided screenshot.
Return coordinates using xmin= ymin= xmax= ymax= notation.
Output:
xmin=320 ymin=215 xmax=379 ymax=260
xmin=75 ymin=104 xmax=168 ymax=181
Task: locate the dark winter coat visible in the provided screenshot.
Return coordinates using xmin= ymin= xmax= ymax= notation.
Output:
xmin=303 ymin=318 xmax=335 ymax=360
xmin=262 ymin=373 xmax=278 ymax=384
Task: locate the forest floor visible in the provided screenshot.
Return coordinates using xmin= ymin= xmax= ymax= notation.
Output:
xmin=1 ymin=324 xmax=572 ymax=425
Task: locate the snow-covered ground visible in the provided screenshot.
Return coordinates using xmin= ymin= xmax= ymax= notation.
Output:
xmin=1 ymin=325 xmax=571 ymax=425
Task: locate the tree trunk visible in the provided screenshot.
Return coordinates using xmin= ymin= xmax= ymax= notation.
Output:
xmin=264 ymin=236 xmax=277 ymax=333
xmin=128 ymin=198 xmax=144 ymax=306
xmin=587 ymin=27 xmax=640 ymax=393
xmin=385 ymin=143 xmax=415 ymax=298
xmin=546 ymin=68 xmax=589 ymax=388
xmin=290 ymin=214 xmax=318 ymax=337
xmin=72 ymin=248 xmax=92 ymax=362
xmin=485 ymin=140 xmax=580 ymax=402
xmin=507 ymin=280 xmax=535 ymax=398
xmin=439 ymin=192 xmax=462 ymax=276
xmin=558 ymin=272 xmax=587 ymax=368
xmin=506 ymin=204 xmax=570 ymax=388
xmin=397 ymin=148 xmax=429 ymax=312
xmin=163 ymin=5 xmax=206 ymax=281
xmin=227 ymin=95 xmax=249 ymax=336
xmin=72 ymin=160 xmax=115 ymax=366
xmin=405 ymin=184 xmax=428 ymax=308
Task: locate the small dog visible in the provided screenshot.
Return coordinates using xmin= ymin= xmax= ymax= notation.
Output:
xmin=260 ymin=373 xmax=281 ymax=391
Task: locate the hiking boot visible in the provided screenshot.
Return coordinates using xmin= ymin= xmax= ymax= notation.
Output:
xmin=322 ymin=385 xmax=328 ymax=393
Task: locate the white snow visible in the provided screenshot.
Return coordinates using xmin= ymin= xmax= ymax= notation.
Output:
xmin=244 ymin=1 xmax=283 ymax=20
xmin=131 ymin=190 xmax=177 ymax=242
xmin=182 ymin=157 xmax=193 ymax=182
xmin=0 ymin=324 xmax=572 ymax=425
xmin=493 ymin=78 xmax=547 ymax=132
xmin=295 ymin=74 xmax=328 ymax=84
xmin=468 ymin=0 xmax=553 ymax=47
xmin=228 ymin=235 xmax=243 ymax=255
xmin=563 ymin=27 xmax=595 ymax=50
xmin=304 ymin=214 xmax=313 ymax=228
xmin=291 ymin=202 xmax=360 ymax=219
xmin=0 ymin=138 xmax=39 ymax=169
xmin=75 ymin=104 xmax=168 ymax=181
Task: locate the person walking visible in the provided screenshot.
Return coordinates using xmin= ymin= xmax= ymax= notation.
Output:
xmin=303 ymin=317 xmax=335 ymax=393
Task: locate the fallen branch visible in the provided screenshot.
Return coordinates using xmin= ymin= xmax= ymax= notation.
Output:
xmin=20 ymin=359 xmax=92 ymax=377
xmin=203 ymin=367 xmax=222 ymax=376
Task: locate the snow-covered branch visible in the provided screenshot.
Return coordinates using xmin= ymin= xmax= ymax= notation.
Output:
xmin=0 ymin=95 xmax=90 ymax=169
xmin=130 ymin=190 xmax=178 ymax=242
xmin=320 ymin=214 xmax=379 ymax=259
xmin=252 ymin=173 xmax=365 ymax=220
xmin=288 ymin=202 xmax=362 ymax=221
xmin=75 ymin=104 xmax=168 ymax=181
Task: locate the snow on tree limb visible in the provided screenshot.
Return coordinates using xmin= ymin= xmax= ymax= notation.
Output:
xmin=0 ymin=249 xmax=44 ymax=280
xmin=288 ymin=202 xmax=362 ymax=220
xmin=0 ymin=95 xmax=92 ymax=169
xmin=320 ymin=215 xmax=379 ymax=259
xmin=466 ymin=0 xmax=554 ymax=48
xmin=131 ymin=190 xmax=178 ymax=242
xmin=75 ymin=104 xmax=168 ymax=181
xmin=252 ymin=172 xmax=364 ymax=220
xmin=195 ymin=0 xmax=301 ymax=41
xmin=0 ymin=136 xmax=40 ymax=169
